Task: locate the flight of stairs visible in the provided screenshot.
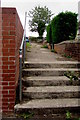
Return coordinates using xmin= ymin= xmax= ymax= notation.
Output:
xmin=15 ymin=61 xmax=80 ymax=119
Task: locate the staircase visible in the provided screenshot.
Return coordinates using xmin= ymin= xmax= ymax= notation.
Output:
xmin=15 ymin=61 xmax=80 ymax=119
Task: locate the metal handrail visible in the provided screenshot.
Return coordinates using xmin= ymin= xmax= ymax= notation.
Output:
xmin=19 ymin=12 xmax=27 ymax=102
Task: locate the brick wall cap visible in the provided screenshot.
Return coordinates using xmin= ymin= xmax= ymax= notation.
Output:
xmin=2 ymin=7 xmax=17 ymax=14
xmin=55 ymin=40 xmax=80 ymax=45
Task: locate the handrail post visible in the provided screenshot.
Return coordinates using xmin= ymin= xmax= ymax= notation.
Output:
xmin=19 ymin=49 xmax=22 ymax=102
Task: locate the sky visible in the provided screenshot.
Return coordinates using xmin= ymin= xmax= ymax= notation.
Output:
xmin=1 ymin=0 xmax=80 ymax=37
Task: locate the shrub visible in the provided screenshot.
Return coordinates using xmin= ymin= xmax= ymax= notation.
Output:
xmin=46 ymin=24 xmax=52 ymax=43
xmin=51 ymin=12 xmax=77 ymax=43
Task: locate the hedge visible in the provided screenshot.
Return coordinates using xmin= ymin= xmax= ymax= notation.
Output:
xmin=46 ymin=11 xmax=77 ymax=44
xmin=46 ymin=24 xmax=52 ymax=43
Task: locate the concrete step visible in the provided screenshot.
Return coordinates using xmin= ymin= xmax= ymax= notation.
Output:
xmin=23 ymin=86 xmax=80 ymax=99
xmin=14 ymin=98 xmax=80 ymax=115
xmin=22 ymin=68 xmax=80 ymax=77
xmin=24 ymin=61 xmax=80 ymax=69
xmin=22 ymin=76 xmax=80 ymax=87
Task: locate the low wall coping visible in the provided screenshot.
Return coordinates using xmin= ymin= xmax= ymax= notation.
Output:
xmin=54 ymin=40 xmax=80 ymax=45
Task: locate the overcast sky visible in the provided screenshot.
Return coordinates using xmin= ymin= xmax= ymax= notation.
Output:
xmin=1 ymin=0 xmax=80 ymax=37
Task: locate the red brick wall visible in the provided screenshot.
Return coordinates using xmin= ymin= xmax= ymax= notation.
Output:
xmin=1 ymin=8 xmax=24 ymax=114
xmin=0 ymin=6 xmax=2 ymax=118
xmin=54 ymin=41 xmax=80 ymax=61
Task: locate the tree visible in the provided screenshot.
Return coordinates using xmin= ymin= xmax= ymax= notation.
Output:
xmin=37 ymin=20 xmax=45 ymax=37
xmin=28 ymin=5 xmax=52 ymax=37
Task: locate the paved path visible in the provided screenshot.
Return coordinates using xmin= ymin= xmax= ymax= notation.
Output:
xmin=26 ymin=42 xmax=76 ymax=62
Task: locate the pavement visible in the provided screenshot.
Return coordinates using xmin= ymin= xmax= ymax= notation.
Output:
xmin=26 ymin=42 xmax=76 ymax=62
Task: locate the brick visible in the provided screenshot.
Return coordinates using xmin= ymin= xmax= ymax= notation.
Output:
xmin=3 ymin=86 xmax=15 ymax=90
xmin=2 ymin=102 xmax=8 ymax=106
xmin=0 ymin=61 xmax=2 ymax=65
xmin=0 ymin=35 xmax=2 ymax=39
xmin=3 ymin=77 xmax=15 ymax=81
xmin=3 ymin=52 xmax=14 ymax=56
xmin=9 ymin=57 xmax=15 ymax=61
xmin=2 ymin=26 xmax=10 ymax=31
xmin=3 ymin=94 xmax=15 ymax=98
xmin=3 ymin=44 xmax=15 ymax=49
xmin=2 ymin=22 xmax=10 ymax=26
xmin=10 ymin=31 xmax=16 ymax=35
xmin=2 ymin=98 xmax=8 ymax=103
xmin=2 ymin=31 xmax=9 ymax=35
xmin=9 ymin=104 xmax=14 ymax=109
xmin=2 ymin=57 xmax=8 ymax=61
xmin=0 ymin=40 xmax=2 ymax=44
xmin=2 ymin=73 xmax=15 ymax=77
xmin=9 ymin=82 xmax=15 ymax=85
xmin=0 ymin=102 xmax=2 ymax=107
xmin=2 ymin=18 xmax=15 ymax=23
xmin=2 ymin=90 xmax=8 ymax=94
xmin=0 ymin=49 xmax=2 ymax=52
xmin=2 ymin=66 xmax=8 ymax=69
xmin=3 ymin=36 xmax=15 ymax=40
xmin=3 ymin=69 xmax=15 ymax=73
xmin=9 ymin=49 xmax=15 ymax=53
xmin=2 ymin=40 xmax=9 ymax=44
xmin=2 ymin=109 xmax=14 ymax=113
xmin=0 ymin=82 xmax=2 ymax=85
xmin=0 ymin=94 xmax=2 ymax=98
xmin=9 ymin=97 xmax=15 ymax=102
xmin=0 ymin=67 xmax=2 ymax=71
xmin=9 ymin=66 xmax=16 ymax=69
xmin=2 ymin=14 xmax=10 ymax=18
xmin=0 ymin=70 xmax=2 ymax=73
xmin=2 ymin=82 xmax=8 ymax=85
xmin=2 ymin=109 xmax=8 ymax=113
xmin=10 ymin=22 xmax=15 ymax=26
xmin=2 ymin=49 xmax=8 ymax=53
xmin=0 ymin=74 xmax=2 ymax=77
xmin=2 ymin=106 xmax=8 ymax=110
xmin=0 ymin=90 xmax=2 ymax=94
xmin=10 ymin=40 xmax=16 ymax=44
xmin=3 ymin=61 xmax=15 ymax=65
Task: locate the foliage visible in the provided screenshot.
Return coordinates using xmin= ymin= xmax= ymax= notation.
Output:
xmin=26 ymin=42 xmax=31 ymax=52
xmin=28 ymin=5 xmax=52 ymax=37
xmin=46 ymin=24 xmax=52 ymax=43
xmin=66 ymin=111 xmax=80 ymax=120
xmin=63 ymin=53 xmax=72 ymax=58
xmin=37 ymin=20 xmax=46 ymax=37
xmin=51 ymin=49 xmax=57 ymax=53
xmin=17 ymin=112 xmax=34 ymax=119
xmin=47 ymin=11 xmax=77 ymax=44
xmin=66 ymin=110 xmax=72 ymax=119
xmin=26 ymin=42 xmax=30 ymax=47
xmin=64 ymin=71 xmax=79 ymax=83
xmin=41 ymin=45 xmax=48 ymax=48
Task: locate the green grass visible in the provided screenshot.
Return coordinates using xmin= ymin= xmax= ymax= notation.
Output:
xmin=41 ymin=45 xmax=48 ymax=48
xmin=51 ymin=49 xmax=57 ymax=53
xmin=63 ymin=53 xmax=72 ymax=58
xmin=66 ymin=111 xmax=80 ymax=120
xmin=26 ymin=42 xmax=31 ymax=48
xmin=17 ymin=112 xmax=34 ymax=119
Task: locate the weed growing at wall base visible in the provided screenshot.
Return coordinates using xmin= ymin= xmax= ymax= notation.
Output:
xmin=16 ymin=112 xmax=34 ymax=119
